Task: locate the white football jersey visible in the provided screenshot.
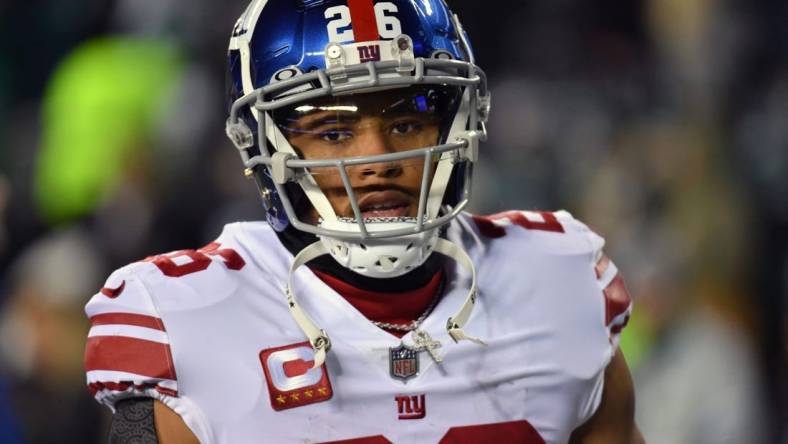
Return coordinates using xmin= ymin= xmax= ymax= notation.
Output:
xmin=84 ymin=211 xmax=631 ymax=444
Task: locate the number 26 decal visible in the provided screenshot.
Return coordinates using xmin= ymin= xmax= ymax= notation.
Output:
xmin=325 ymin=2 xmax=402 ymax=43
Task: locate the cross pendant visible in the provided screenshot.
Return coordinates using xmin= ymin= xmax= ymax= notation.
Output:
xmin=413 ymin=329 xmax=443 ymax=363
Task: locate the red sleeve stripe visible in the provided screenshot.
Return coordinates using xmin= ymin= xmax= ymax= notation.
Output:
xmin=88 ymin=324 xmax=169 ymax=344
xmin=610 ymin=314 xmax=631 ymax=335
xmin=85 ymin=336 xmax=177 ymax=380
xmin=88 ymin=381 xmax=178 ymax=397
xmin=90 ymin=312 xmax=166 ymax=331
xmin=603 ymin=274 xmax=632 ymax=326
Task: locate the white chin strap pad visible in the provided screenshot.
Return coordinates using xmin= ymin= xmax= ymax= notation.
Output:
xmin=286 ymin=238 xmax=485 ymax=369
xmin=317 ymin=220 xmax=439 ymax=279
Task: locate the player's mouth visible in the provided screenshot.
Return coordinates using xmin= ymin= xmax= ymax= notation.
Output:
xmin=357 ymin=190 xmax=413 ymax=219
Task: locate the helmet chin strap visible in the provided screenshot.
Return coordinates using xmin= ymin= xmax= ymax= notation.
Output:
xmin=286 ymin=239 xmax=486 ymax=369
xmin=318 ymin=218 xmax=439 ymax=279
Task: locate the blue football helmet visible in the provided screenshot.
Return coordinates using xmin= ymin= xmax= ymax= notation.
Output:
xmin=225 ymin=0 xmax=490 ymax=279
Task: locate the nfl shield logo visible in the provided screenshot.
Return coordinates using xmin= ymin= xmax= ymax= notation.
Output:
xmin=389 ymin=343 xmax=419 ymax=382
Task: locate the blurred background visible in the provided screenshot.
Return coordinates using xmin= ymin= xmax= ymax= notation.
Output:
xmin=0 ymin=0 xmax=785 ymax=442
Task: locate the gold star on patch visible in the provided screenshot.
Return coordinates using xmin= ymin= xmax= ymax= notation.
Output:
xmin=276 ymin=395 xmax=286 ymax=404
xmin=290 ymin=393 xmax=300 ymax=401
xmin=304 ymin=390 xmax=313 ymax=398
xmin=317 ymin=387 xmax=327 ymax=395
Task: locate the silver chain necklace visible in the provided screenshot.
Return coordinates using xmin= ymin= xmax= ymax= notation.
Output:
xmin=371 ymin=294 xmax=440 ymax=332
xmin=370 ymin=276 xmax=445 ymax=332
xmin=374 ymin=292 xmax=445 ymax=363
xmin=371 ymin=276 xmax=447 ymax=363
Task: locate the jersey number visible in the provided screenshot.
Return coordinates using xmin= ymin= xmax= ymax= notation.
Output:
xmin=319 ymin=419 xmax=545 ymax=443
xmin=325 ymin=2 xmax=402 ymax=43
xmin=472 ymin=211 xmax=565 ymax=238
xmin=146 ymin=243 xmax=245 ymax=277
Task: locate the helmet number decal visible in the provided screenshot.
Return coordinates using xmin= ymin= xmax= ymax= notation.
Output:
xmin=325 ymin=5 xmax=354 ymax=43
xmin=325 ymin=1 xmax=402 ymax=43
xmin=374 ymin=2 xmax=401 ymax=39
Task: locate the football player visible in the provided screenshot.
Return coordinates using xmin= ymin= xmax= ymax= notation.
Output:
xmin=84 ymin=0 xmax=644 ymax=443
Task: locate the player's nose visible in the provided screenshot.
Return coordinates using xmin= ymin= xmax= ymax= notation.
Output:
xmin=355 ymin=125 xmax=403 ymax=179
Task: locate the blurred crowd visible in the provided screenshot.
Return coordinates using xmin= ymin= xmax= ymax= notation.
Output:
xmin=0 ymin=0 xmax=786 ymax=443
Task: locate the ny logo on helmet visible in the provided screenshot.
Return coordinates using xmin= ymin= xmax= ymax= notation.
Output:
xmin=357 ymin=44 xmax=381 ymax=63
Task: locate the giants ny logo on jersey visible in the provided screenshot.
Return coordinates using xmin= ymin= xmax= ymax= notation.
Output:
xmin=260 ymin=342 xmax=333 ymax=411
xmin=395 ymin=394 xmax=426 ymax=420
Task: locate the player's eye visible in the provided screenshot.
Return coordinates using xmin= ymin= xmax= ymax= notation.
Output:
xmin=318 ymin=128 xmax=352 ymax=143
xmin=390 ymin=121 xmax=422 ymax=135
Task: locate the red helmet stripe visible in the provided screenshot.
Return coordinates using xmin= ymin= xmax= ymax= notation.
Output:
xmin=348 ymin=0 xmax=379 ymax=42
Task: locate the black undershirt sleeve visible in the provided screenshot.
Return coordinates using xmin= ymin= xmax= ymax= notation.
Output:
xmin=108 ymin=398 xmax=158 ymax=444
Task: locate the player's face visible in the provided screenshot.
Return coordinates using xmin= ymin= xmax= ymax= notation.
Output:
xmin=277 ymin=87 xmax=457 ymax=222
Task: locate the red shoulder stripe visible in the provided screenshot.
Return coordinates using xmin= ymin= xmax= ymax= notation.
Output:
xmin=89 ymin=313 xmax=166 ymax=331
xmin=85 ymin=336 xmax=177 ymax=380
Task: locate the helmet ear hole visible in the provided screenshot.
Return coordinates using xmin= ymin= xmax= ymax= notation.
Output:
xmin=431 ymin=50 xmax=454 ymax=60
xmin=271 ymin=66 xmax=303 ymax=83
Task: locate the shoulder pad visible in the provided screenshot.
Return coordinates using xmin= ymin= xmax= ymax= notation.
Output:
xmin=469 ymin=209 xmax=605 ymax=256
xmin=83 ymin=223 xmax=257 ymax=411
xmin=468 ymin=210 xmax=631 ymax=344
xmin=84 ymin=264 xmax=178 ymax=412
